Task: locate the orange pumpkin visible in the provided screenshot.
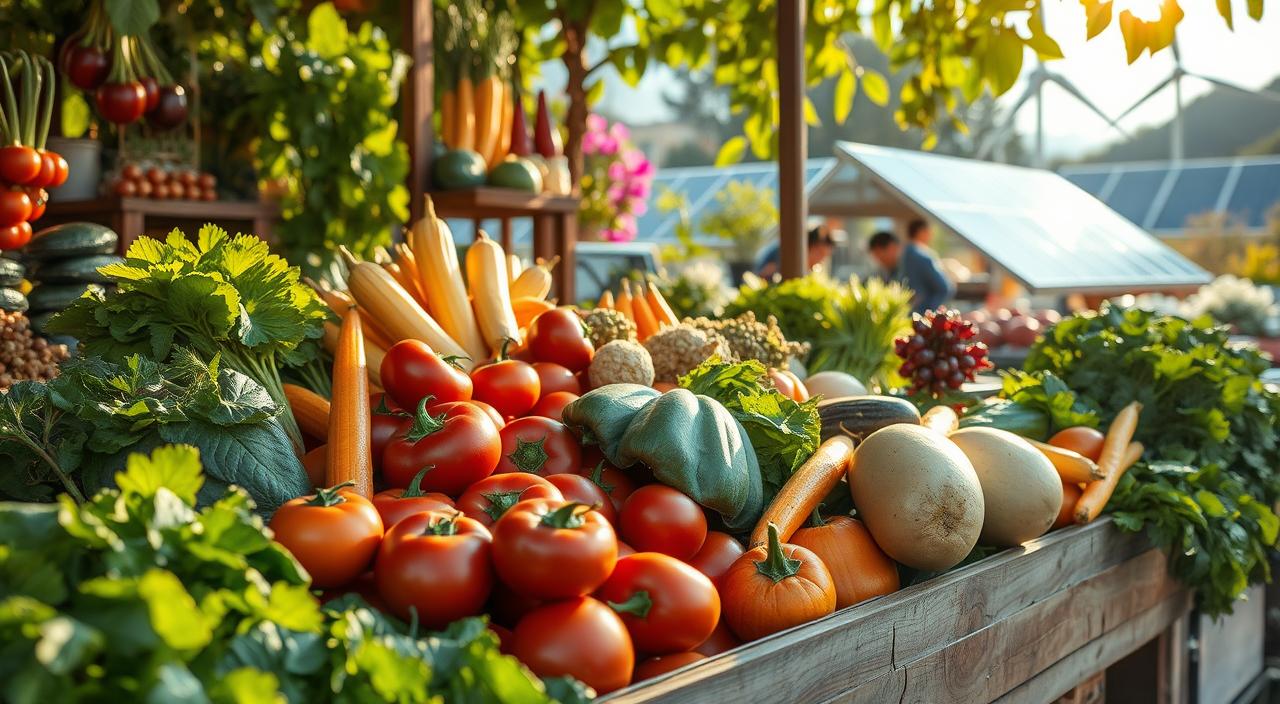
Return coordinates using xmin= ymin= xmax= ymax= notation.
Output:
xmin=791 ymin=515 xmax=899 ymax=609
xmin=719 ymin=523 xmax=836 ymax=641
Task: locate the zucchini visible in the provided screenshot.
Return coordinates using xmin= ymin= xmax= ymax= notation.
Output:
xmin=0 ymin=287 xmax=28 ymax=312
xmin=27 ymin=283 xmax=104 ymax=312
xmin=818 ymin=395 xmax=920 ymax=443
xmin=32 ymin=255 xmax=123 ymax=284
xmin=0 ymin=258 xmax=24 ymax=287
xmin=25 ymin=222 xmax=119 ymax=260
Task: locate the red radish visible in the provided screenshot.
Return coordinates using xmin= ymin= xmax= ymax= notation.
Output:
xmin=147 ymin=85 xmax=188 ymax=131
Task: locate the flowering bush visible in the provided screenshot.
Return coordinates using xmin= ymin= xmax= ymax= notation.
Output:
xmin=579 ymin=114 xmax=654 ymax=242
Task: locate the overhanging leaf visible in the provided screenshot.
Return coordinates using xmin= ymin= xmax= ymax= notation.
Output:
xmin=833 ymin=71 xmax=856 ymax=124
xmin=104 ymin=0 xmax=160 ymax=36
xmin=861 ymin=69 xmax=890 ymax=106
xmin=714 ymin=136 xmax=747 ymax=167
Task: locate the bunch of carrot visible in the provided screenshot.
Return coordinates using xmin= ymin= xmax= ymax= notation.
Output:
xmin=438 ymin=1 xmax=517 ymax=168
xmin=594 ymin=279 xmax=679 ymax=342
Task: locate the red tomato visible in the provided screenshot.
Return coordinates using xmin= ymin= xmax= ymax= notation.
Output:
xmin=496 ymin=416 xmax=581 ymax=475
xmin=512 ymin=597 xmax=634 ymax=694
xmin=471 ymin=357 xmax=540 ymax=418
xmin=0 ymin=145 xmax=41 ymax=185
xmin=693 ymin=622 xmax=741 ymax=657
xmin=528 ymin=308 xmax=594 ymax=372
xmin=533 ymin=361 xmax=581 ymax=396
xmin=28 ymin=153 xmax=54 ymax=189
xmin=95 ymin=81 xmax=148 ymax=124
xmin=1049 ymin=426 xmax=1106 ymax=462
xmin=617 ymin=540 xmax=637 ymax=557
xmin=489 ymin=624 xmax=514 ymax=655
xmin=530 ymin=391 xmax=578 ymax=422
xmin=370 ymin=393 xmax=407 ymax=470
xmin=374 ymin=510 xmax=493 ymax=628
xmin=469 ymin=400 xmax=505 ymax=430
xmin=26 ymin=188 xmax=45 ymax=221
xmin=619 ymin=485 xmax=707 ymax=560
xmin=547 ymin=472 xmax=617 ymax=525
xmin=492 ymin=499 xmax=618 ymax=599
xmin=685 ymin=531 xmax=746 ymax=587
xmin=48 ymin=152 xmax=69 ymax=188
xmin=269 ymin=485 xmax=384 ymax=588
xmin=488 ymin=579 xmax=545 ymax=628
xmin=634 ymin=652 xmax=706 ymax=681
xmin=139 ymin=76 xmax=160 ymax=113
xmin=457 ymin=472 xmax=564 ymax=526
xmin=371 ymin=467 xmax=456 ymax=528
xmin=595 ymin=552 xmax=720 ymax=654
xmin=62 ymin=44 xmax=110 ymax=91
xmin=0 ymin=221 xmax=32 ymax=250
xmin=578 ymin=461 xmax=637 ymax=513
xmin=0 ymin=189 xmax=32 ymax=228
xmin=381 ymin=340 xmax=473 ymax=409
xmin=381 ymin=400 xmax=501 ymax=495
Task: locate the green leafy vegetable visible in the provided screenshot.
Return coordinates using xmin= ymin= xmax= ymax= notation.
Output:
xmin=46 ymin=226 xmax=330 ymax=450
xmin=0 ymin=353 xmax=310 ymax=514
xmin=960 ymin=371 xmax=1100 ymax=440
xmin=0 ymin=444 xmax=576 ymax=703
xmin=680 ymin=357 xmax=821 ymax=500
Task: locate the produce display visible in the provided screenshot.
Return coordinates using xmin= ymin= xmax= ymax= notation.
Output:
xmin=7 ymin=192 xmax=1276 ymax=700
xmin=963 ymin=306 xmax=1061 ymax=350
xmin=0 ymin=50 xmax=67 ymax=250
xmin=20 ymin=222 xmax=122 ymax=336
xmin=105 ymin=161 xmax=218 ymax=200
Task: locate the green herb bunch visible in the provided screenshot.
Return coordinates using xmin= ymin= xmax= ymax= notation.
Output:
xmin=46 ymin=226 xmax=330 ymax=451
xmin=679 ymin=357 xmax=821 ymax=501
xmin=0 ymin=352 xmax=311 ymax=514
xmin=0 ymin=444 xmax=584 ymax=703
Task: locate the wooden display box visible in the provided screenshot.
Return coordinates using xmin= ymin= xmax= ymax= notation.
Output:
xmin=41 ymin=196 xmax=279 ymax=252
xmin=608 ymin=518 xmax=1192 ymax=704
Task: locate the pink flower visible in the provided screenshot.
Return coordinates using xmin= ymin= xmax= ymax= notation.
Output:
xmin=587 ymin=114 xmax=608 ymax=133
xmin=630 ymin=199 xmax=648 ymax=216
xmin=607 ymin=161 xmax=627 ymax=182
xmin=625 ymin=179 xmax=650 ymax=200
xmin=609 ymin=122 xmax=631 ymax=142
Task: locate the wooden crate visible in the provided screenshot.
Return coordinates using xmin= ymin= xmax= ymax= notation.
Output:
xmin=608 ymin=518 xmax=1191 ymax=704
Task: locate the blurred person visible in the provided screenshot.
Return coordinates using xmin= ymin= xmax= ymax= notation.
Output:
xmin=902 ymin=219 xmax=954 ymax=313
xmin=867 ymin=230 xmax=903 ymax=282
xmin=755 ymin=225 xmax=837 ymax=279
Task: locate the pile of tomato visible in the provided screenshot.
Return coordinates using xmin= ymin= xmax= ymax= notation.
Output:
xmin=0 ymin=144 xmax=66 ymax=250
xmin=273 ymin=308 xmax=754 ymax=692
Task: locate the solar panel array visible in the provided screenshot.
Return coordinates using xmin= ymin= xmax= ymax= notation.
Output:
xmin=444 ymin=159 xmax=835 ymax=248
xmin=1060 ymin=156 xmax=1280 ymax=234
xmin=835 ymin=142 xmax=1210 ymax=293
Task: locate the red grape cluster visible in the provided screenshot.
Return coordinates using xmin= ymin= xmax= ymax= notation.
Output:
xmin=894 ymin=309 xmax=992 ymax=396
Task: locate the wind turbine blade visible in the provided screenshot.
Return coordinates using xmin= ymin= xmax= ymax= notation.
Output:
xmin=1110 ymin=75 xmax=1176 ymax=123
xmin=1184 ymin=72 xmax=1280 ymax=102
xmin=1047 ymin=75 xmax=1132 ymax=136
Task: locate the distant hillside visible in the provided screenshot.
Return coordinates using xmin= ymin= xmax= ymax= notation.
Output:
xmin=1073 ymin=76 xmax=1280 ymax=164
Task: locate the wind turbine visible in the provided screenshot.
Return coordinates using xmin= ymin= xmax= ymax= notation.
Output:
xmin=1113 ymin=38 xmax=1280 ymax=162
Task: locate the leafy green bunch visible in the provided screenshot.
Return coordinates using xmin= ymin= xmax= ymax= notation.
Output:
xmin=680 ymin=357 xmax=821 ymax=501
xmin=249 ymin=2 xmax=410 ymax=269
xmin=724 ymin=273 xmax=842 ymax=347
xmin=0 ymin=445 xmax=585 ymax=704
xmin=47 ymin=225 xmax=329 ymax=451
xmin=960 ymin=371 xmax=1101 ymax=440
xmin=0 ymin=353 xmax=310 ymax=514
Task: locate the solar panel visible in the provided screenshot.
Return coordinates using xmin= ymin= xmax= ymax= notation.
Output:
xmin=835 ymin=142 xmax=1210 ymax=293
xmin=1062 ymin=171 xmax=1109 ymax=197
xmin=1225 ymin=163 xmax=1280 ymax=227
xmin=1153 ymin=166 xmax=1230 ymax=230
xmin=1104 ymin=169 xmax=1169 ymax=226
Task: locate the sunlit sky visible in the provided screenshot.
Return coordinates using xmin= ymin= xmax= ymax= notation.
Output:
xmin=569 ymin=1 xmax=1280 ymax=160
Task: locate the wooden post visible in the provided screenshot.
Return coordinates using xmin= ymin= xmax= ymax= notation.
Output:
xmin=777 ymin=0 xmax=807 ymax=279
xmin=403 ymin=1 xmax=433 ymax=222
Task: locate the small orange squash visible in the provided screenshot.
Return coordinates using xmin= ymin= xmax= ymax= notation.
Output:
xmin=719 ymin=524 xmax=835 ymax=641
xmin=790 ymin=514 xmax=899 ymax=609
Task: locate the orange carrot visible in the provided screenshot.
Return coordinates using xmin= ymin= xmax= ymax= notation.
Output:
xmin=1074 ymin=441 xmax=1144 ymax=524
xmin=326 ymin=308 xmax=373 ymax=497
xmin=284 ymin=383 xmax=330 ymax=442
xmin=643 ymin=280 xmax=679 ymax=326
xmin=1029 ymin=438 xmax=1103 ymax=484
xmin=597 ymin=289 xmax=615 ymax=310
xmin=750 ymin=436 xmax=855 ymax=546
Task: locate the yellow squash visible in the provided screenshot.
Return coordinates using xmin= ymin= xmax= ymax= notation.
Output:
xmin=509 ymin=255 xmax=559 ymax=300
xmin=407 ymin=198 xmax=489 ymax=361
xmin=466 ymin=230 xmax=523 ymax=352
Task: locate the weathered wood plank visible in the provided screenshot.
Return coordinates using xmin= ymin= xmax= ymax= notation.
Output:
xmin=828 ymin=548 xmax=1184 ymax=703
xmin=995 ymin=591 xmax=1194 ymax=704
xmin=1196 ymin=585 xmax=1264 ymax=704
xmin=606 ymin=519 xmax=1151 ymax=704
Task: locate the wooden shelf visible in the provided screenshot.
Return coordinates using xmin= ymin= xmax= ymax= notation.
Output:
xmin=42 ymin=196 xmax=279 ymax=252
xmin=430 ymin=187 xmax=582 ymax=303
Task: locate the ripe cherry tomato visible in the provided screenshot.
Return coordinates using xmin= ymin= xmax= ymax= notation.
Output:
xmin=492 ymin=499 xmax=618 ymax=599
xmin=686 ymin=531 xmax=746 ymax=588
xmin=457 ymin=472 xmax=563 ymax=526
xmin=47 ymin=151 xmax=68 ymax=188
xmin=381 ymin=340 xmax=473 ymax=409
xmin=0 ymin=145 xmax=41 ymax=185
xmin=269 ymin=484 xmax=384 ymax=588
xmin=28 ymin=152 xmax=54 ymax=189
xmin=374 ymin=510 xmax=493 ymax=628
xmin=381 ymin=400 xmax=501 ymax=495
xmin=577 ymin=461 xmax=637 ymax=513
xmin=0 ymin=221 xmax=33 ymax=250
xmin=1049 ymin=426 xmax=1106 ymax=462
xmin=547 ymin=472 xmax=617 ymax=525
xmin=0 ymin=189 xmax=32 ymax=228
xmin=496 ymin=416 xmax=581 ymax=475
xmin=469 ymin=400 xmax=505 ymax=430
xmin=620 ymin=485 xmax=707 ymax=560
xmin=95 ymin=81 xmax=148 ymax=124
xmin=634 ymin=652 xmax=706 ymax=681
xmin=595 ymin=552 xmax=720 ymax=654
xmin=528 ymin=308 xmax=594 ymax=372
xmin=532 ymin=361 xmax=581 ymax=396
xmin=530 ymin=391 xmax=578 ymax=422
xmin=371 ymin=467 xmax=456 ymax=528
xmin=512 ymin=597 xmax=634 ymax=694
xmin=471 ymin=354 xmax=540 ymax=418
xmin=370 ymin=393 xmax=407 ymax=470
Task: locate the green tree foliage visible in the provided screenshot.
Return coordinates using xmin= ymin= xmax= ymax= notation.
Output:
xmin=699 ymin=180 xmax=779 ymax=263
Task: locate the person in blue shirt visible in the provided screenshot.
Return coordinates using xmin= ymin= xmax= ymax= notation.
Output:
xmin=754 ymin=226 xmax=836 ymax=279
xmin=867 ymin=220 xmax=954 ymax=313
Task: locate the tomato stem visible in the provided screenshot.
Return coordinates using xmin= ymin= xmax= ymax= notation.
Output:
xmin=0 ymin=55 xmax=23 ymax=145
xmin=585 ymin=460 xmax=614 ymax=494
xmin=421 ymin=514 xmax=458 ymax=536
xmin=401 ymin=466 xmax=434 ymax=498
xmin=307 ymin=481 xmax=354 ymax=507
xmin=497 ymin=338 xmax=513 ymax=362
xmin=607 ymin=590 xmax=653 ymax=618
xmin=480 ymin=490 xmax=524 ymax=522
xmin=35 ymin=57 xmax=53 ymax=150
xmin=403 ymin=397 xmax=447 ymax=442
xmin=441 ymin=354 xmax=470 ymax=370
xmin=372 ymin=394 xmax=408 ymax=417
xmin=807 ymin=506 xmax=825 ymax=529
xmin=507 ymin=436 xmax=549 ymax=473
xmin=754 ymin=523 xmax=801 ymax=583
xmin=540 ymin=502 xmax=587 ymax=529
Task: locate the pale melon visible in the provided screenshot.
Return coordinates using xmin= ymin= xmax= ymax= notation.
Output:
xmin=949 ymin=427 xmax=1062 ymax=547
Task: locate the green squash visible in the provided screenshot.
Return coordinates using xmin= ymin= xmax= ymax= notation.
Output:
xmin=487 ymin=158 xmax=543 ymax=193
xmin=433 ymin=149 xmax=487 ymax=190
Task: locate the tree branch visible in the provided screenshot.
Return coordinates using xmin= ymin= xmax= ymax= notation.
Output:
xmin=586 ymin=45 xmax=636 ymax=78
